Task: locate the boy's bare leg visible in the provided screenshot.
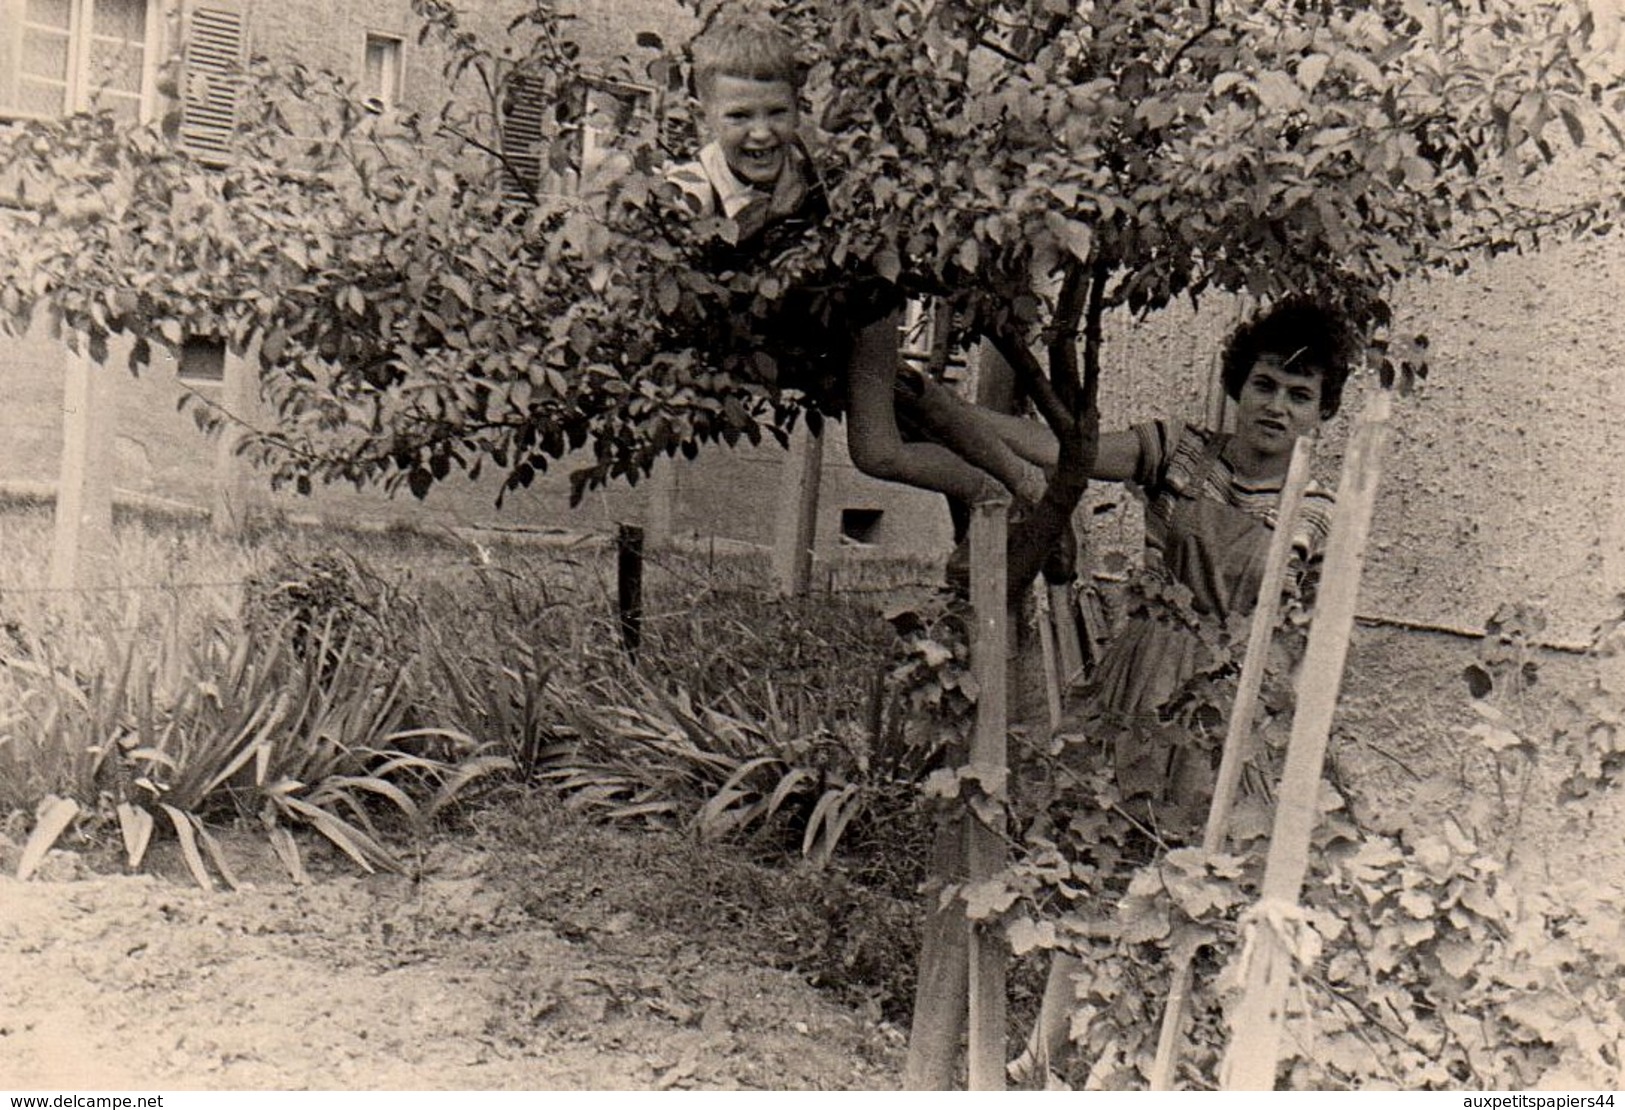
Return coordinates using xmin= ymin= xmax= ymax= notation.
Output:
xmin=846 ymin=313 xmax=1007 ymax=504
xmin=902 ymin=376 xmax=1048 ymax=506
xmin=972 ymin=402 xmax=1061 ymax=470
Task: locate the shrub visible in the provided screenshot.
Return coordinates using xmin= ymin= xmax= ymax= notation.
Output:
xmin=986 ymin=600 xmax=1625 ymax=1090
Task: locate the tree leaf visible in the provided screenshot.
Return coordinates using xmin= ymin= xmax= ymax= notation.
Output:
xmin=195 ymin=824 xmax=243 ymax=892
xmin=266 ymin=825 xmax=309 ymax=884
xmin=1045 ymin=212 xmax=1094 ymax=262
xmin=1006 ymin=916 xmax=1056 ymax=956
xmin=873 ymin=245 xmax=901 ymax=283
xmin=961 ymin=877 xmax=1019 ymax=921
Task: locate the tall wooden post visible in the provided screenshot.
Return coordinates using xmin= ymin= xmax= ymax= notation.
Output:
xmin=1221 ymin=392 xmax=1392 ymax=1090
xmin=903 ymin=773 xmax=971 ymax=1090
xmin=616 ymin=523 xmax=644 ymax=662
xmin=1205 ymin=297 xmax=1253 ymax=434
xmin=211 ymin=335 xmax=259 ymax=537
xmin=49 ymin=337 xmax=118 ymax=596
xmin=644 ymin=454 xmax=676 ymax=549
xmin=771 ymin=423 xmax=823 ymax=597
xmin=905 ymin=494 xmax=1014 ymax=1091
xmin=965 ymin=496 xmax=1011 ymax=1091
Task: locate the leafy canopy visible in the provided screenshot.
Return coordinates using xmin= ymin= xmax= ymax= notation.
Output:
xmin=3 ymin=0 xmax=1623 ymax=564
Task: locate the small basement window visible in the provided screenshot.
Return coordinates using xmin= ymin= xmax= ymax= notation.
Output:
xmin=362 ymin=33 xmax=403 ymax=113
xmin=178 ymin=336 xmax=225 ymax=382
xmin=840 ymin=508 xmax=884 ymax=546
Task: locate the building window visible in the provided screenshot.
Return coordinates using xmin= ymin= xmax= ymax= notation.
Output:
xmin=1 ymin=0 xmax=157 ymax=122
xmin=178 ymin=337 xmax=225 ymax=383
xmin=579 ymin=80 xmax=649 ymax=178
xmin=361 ymin=32 xmax=401 ymax=114
xmin=840 ymin=508 xmax=884 ymax=546
xmin=499 ymin=74 xmax=650 ymax=200
xmin=901 ymin=296 xmax=966 ymax=382
xmin=177 ymin=4 xmax=246 ymax=163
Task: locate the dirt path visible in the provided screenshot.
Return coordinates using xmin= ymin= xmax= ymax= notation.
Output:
xmin=0 ymin=839 xmax=906 ymax=1091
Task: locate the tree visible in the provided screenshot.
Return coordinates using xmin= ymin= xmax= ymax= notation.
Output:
xmin=4 ymin=0 xmax=1624 ymax=596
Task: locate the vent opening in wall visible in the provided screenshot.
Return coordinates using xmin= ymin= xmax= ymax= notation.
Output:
xmin=840 ymin=508 xmax=884 ymax=546
xmin=178 ymin=337 xmax=225 ymax=382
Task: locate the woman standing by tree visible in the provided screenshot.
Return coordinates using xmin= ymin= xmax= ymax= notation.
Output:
xmin=1011 ymin=294 xmax=1361 ymax=1082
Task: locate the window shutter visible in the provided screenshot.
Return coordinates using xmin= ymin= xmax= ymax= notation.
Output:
xmin=499 ymin=74 xmax=547 ymax=200
xmin=178 ymin=2 xmax=245 ymax=163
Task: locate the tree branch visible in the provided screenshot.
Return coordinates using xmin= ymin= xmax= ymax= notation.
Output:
xmin=971 ymin=34 xmax=1028 ymax=66
xmin=1048 ymin=259 xmax=1088 ymax=412
xmin=435 ymin=120 xmax=539 ymax=204
xmin=987 ymin=327 xmax=1072 ymax=436
xmin=1163 ymin=1 xmax=1222 ymax=77
xmin=1081 ymin=257 xmax=1110 ymax=414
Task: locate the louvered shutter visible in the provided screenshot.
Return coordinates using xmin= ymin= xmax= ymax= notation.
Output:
xmin=178 ymin=2 xmax=245 ymax=163
xmin=500 ymin=74 xmax=546 ymax=200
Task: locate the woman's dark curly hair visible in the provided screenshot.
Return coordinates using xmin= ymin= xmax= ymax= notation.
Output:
xmin=1221 ymin=296 xmax=1361 ymax=419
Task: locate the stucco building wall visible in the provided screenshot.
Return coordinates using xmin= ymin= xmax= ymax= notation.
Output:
xmin=1084 ymin=234 xmax=1625 ymax=646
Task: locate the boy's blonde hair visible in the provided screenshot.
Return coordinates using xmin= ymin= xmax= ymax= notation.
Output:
xmin=691 ymin=9 xmax=802 ymax=100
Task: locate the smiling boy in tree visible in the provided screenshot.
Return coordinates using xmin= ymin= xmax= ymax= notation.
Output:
xmin=671 ymin=9 xmax=1055 ymax=526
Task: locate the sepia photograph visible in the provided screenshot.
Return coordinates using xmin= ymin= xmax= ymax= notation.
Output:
xmin=1 ymin=0 xmax=1623 ymax=1095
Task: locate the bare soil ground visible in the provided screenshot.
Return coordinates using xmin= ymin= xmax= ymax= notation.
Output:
xmin=0 ymin=799 xmax=908 ymax=1091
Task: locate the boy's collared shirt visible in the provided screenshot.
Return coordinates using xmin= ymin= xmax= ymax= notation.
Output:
xmin=697 ymin=141 xmax=761 ymax=218
xmin=669 ymin=141 xmax=815 ymax=221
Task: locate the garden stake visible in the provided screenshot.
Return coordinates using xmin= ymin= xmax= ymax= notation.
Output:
xmin=966 ymin=495 xmax=1011 ymax=1091
xmin=902 ymin=773 xmax=970 ymax=1090
xmin=50 ymin=332 xmax=117 ymax=598
xmin=771 ymin=423 xmax=824 ymax=597
xmin=1148 ymin=435 xmax=1316 ymax=1091
xmin=1221 ymin=390 xmax=1393 ymax=1090
xmin=1037 ymin=586 xmax=1064 ymax=729
xmin=1048 ymin=580 xmax=1087 ymax=687
xmin=616 ymin=523 xmax=644 ymax=661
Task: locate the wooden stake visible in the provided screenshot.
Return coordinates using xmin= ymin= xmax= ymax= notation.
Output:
xmin=771 ymin=422 xmax=824 ymax=597
xmin=211 ymin=334 xmax=260 ymax=537
xmin=904 ymin=501 xmax=1013 ymax=1090
xmin=903 ymin=797 xmax=970 ymax=1090
xmin=1037 ymin=587 xmax=1064 ymax=730
xmin=1048 ymin=582 xmax=1086 ymax=687
xmin=1221 ymin=391 xmax=1393 ymax=1090
xmin=965 ymin=496 xmax=1010 ymax=1091
xmin=644 ymin=454 xmax=676 ymax=549
xmin=1148 ymin=435 xmax=1315 ymax=1091
xmin=616 ymin=523 xmax=644 ymax=661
